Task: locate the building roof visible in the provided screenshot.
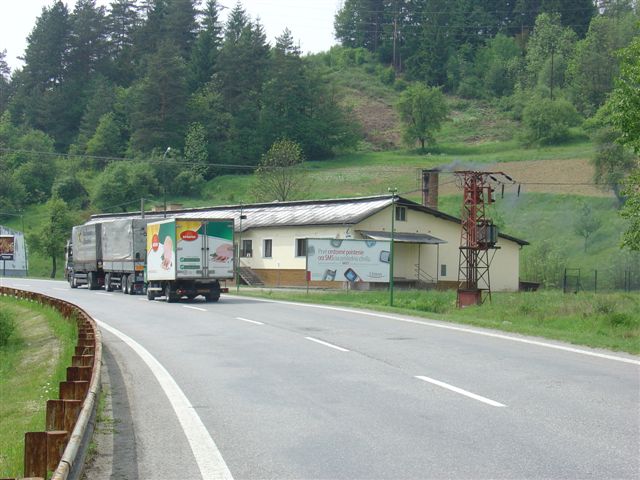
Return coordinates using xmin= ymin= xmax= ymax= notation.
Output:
xmin=89 ymin=195 xmax=529 ymax=246
xmin=359 ymin=230 xmax=446 ymax=244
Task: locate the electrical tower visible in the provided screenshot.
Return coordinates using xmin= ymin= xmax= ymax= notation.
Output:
xmin=455 ymin=171 xmax=512 ymax=307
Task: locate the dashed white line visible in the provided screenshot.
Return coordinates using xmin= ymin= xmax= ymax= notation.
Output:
xmin=240 ymin=297 xmax=640 ymax=366
xmin=183 ymin=305 xmax=207 ymax=312
xmin=13 ymin=284 xmax=32 ymax=287
xmin=415 ymin=375 xmax=506 ymax=408
xmin=96 ymin=319 xmax=233 ymax=480
xmin=305 ymin=336 xmax=350 ymax=352
xmin=53 ymin=288 xmax=67 ymax=292
xmin=236 ymin=317 xmax=264 ymax=325
xmin=94 ymin=292 xmax=113 ymax=296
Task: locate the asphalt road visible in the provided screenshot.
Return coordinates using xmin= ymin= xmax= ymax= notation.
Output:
xmin=2 ymin=278 xmax=639 ymax=479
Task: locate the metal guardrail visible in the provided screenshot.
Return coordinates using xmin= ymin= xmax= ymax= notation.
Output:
xmin=0 ymin=287 xmax=102 ymax=480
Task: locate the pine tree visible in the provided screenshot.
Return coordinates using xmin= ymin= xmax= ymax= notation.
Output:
xmin=108 ymin=0 xmax=140 ymax=85
xmin=129 ymin=40 xmax=189 ymax=152
xmin=189 ymin=0 xmax=223 ymax=89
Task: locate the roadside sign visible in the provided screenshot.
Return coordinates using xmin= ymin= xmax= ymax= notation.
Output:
xmin=306 ymin=238 xmax=391 ymax=283
xmin=0 ymin=235 xmax=15 ymax=261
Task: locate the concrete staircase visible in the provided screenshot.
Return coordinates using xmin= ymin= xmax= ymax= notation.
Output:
xmin=238 ymin=266 xmax=265 ymax=287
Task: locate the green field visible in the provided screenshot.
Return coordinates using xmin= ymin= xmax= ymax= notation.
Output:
xmin=0 ymin=297 xmax=77 ymax=478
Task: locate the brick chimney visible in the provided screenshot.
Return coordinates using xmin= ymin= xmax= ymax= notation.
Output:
xmin=422 ymin=169 xmax=439 ymax=210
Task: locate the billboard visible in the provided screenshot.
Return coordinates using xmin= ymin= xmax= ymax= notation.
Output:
xmin=0 ymin=235 xmax=15 ymax=261
xmin=306 ymin=238 xmax=391 ymax=283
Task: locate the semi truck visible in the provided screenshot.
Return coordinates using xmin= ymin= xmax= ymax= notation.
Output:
xmin=66 ymin=218 xmax=150 ymax=293
xmin=145 ymin=218 xmax=235 ymax=302
xmin=67 ymin=223 xmax=102 ymax=289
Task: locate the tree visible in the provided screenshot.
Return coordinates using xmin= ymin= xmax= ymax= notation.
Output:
xmin=397 ymin=83 xmax=448 ymax=150
xmin=129 ymin=40 xmax=189 ymax=152
xmin=574 ymin=202 xmax=601 ymax=251
xmin=253 ymin=139 xmax=306 ymax=201
xmin=620 ymin=170 xmax=640 ymax=250
xmin=521 ymin=96 xmax=581 ymax=145
xmin=28 ymin=197 xmax=76 ymax=278
xmin=91 ymin=161 xmax=159 ymax=211
xmin=524 ymin=13 xmax=577 ymax=98
xmin=189 ymin=0 xmax=223 ymax=89
xmin=567 ymin=13 xmax=639 ymax=116
xmin=0 ymin=50 xmax=10 ymax=114
xmin=607 ymin=35 xmax=640 ymax=250
xmin=184 ymin=122 xmax=208 ymax=176
xmin=86 ymin=112 xmax=125 ymax=159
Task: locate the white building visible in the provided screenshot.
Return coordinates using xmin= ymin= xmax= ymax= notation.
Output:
xmin=91 ymin=194 xmax=528 ymax=291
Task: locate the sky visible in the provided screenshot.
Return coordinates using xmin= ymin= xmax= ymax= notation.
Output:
xmin=0 ymin=0 xmax=344 ymax=71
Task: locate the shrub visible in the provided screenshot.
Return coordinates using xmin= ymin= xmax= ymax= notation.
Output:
xmin=522 ymin=97 xmax=581 ymax=145
xmin=0 ymin=309 xmax=16 ymax=347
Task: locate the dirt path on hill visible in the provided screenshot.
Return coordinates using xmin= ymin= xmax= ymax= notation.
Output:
xmin=438 ymin=158 xmax=611 ymax=197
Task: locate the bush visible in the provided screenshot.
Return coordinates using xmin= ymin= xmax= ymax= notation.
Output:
xmin=169 ymin=170 xmax=205 ymax=196
xmin=0 ymin=309 xmax=16 ymax=347
xmin=522 ymin=97 xmax=581 ymax=145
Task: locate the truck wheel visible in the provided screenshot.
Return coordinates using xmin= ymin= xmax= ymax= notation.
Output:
xmin=128 ymin=275 xmax=136 ymax=295
xmin=147 ymin=288 xmax=155 ymax=301
xmin=165 ymin=284 xmax=176 ymax=303
xmin=70 ymin=274 xmax=78 ymax=289
xmin=121 ymin=275 xmax=128 ymax=294
xmin=105 ymin=273 xmax=113 ymax=292
xmin=205 ymin=293 xmax=220 ymax=303
xmin=88 ymin=272 xmax=98 ymax=290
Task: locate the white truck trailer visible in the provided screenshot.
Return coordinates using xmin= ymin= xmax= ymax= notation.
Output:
xmin=101 ymin=218 xmax=149 ymax=294
xmin=145 ymin=218 xmax=235 ymax=302
xmin=68 ymin=223 xmax=102 ymax=289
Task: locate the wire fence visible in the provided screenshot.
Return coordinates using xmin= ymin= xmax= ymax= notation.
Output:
xmin=560 ymin=268 xmax=639 ymax=293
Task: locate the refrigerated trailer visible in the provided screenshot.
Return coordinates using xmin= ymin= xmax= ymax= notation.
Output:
xmin=146 ymin=218 xmax=234 ymax=302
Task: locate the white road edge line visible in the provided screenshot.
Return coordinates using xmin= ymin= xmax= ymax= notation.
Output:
xmin=94 ymin=292 xmax=113 ymax=296
xmin=305 ymin=336 xmax=350 ymax=352
xmin=96 ymin=319 xmax=233 ymax=480
xmin=240 ymin=297 xmax=640 ymax=366
xmin=183 ymin=305 xmax=208 ymax=312
xmin=236 ymin=317 xmax=264 ymax=325
xmin=415 ymin=375 xmax=506 ymax=408
xmin=53 ymin=288 xmax=67 ymax=291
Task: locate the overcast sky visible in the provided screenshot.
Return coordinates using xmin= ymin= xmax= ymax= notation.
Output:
xmin=0 ymin=0 xmax=344 ymax=71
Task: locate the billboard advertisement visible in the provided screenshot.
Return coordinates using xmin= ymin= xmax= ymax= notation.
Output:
xmin=306 ymin=238 xmax=391 ymax=283
xmin=0 ymin=235 xmax=15 ymax=261
xmin=146 ymin=220 xmax=176 ymax=281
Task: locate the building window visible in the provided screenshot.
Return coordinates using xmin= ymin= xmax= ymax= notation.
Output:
xmin=295 ymin=238 xmax=307 ymax=257
xmin=241 ymin=239 xmax=253 ymax=257
xmin=441 ymin=264 xmax=447 ymax=277
xmin=395 ymin=206 xmax=407 ymax=221
xmin=263 ymin=239 xmax=272 ymax=258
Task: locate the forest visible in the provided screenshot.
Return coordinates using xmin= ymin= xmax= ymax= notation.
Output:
xmin=0 ymin=0 xmax=638 ymax=227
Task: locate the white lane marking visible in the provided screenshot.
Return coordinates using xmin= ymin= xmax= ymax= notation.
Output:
xmin=96 ymin=319 xmax=233 ymax=480
xmin=53 ymin=288 xmax=68 ymax=292
xmin=415 ymin=375 xmax=506 ymax=408
xmin=183 ymin=305 xmax=208 ymax=312
xmin=236 ymin=317 xmax=264 ymax=325
xmin=138 ymin=298 xmax=147 ymax=301
xmin=94 ymin=292 xmax=113 ymax=296
xmin=13 ymin=284 xmax=32 ymax=287
xmin=240 ymin=297 xmax=640 ymax=366
xmin=305 ymin=336 xmax=350 ymax=352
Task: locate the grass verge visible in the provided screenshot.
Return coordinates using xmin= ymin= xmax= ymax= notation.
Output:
xmin=0 ymin=296 xmax=77 ymax=478
xmin=232 ymin=288 xmax=640 ymax=355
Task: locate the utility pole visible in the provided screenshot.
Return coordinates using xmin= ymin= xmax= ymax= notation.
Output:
xmin=455 ymin=171 xmax=513 ymax=308
xmin=388 ymin=187 xmax=398 ymax=306
xmin=162 ymin=147 xmax=171 ymax=218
